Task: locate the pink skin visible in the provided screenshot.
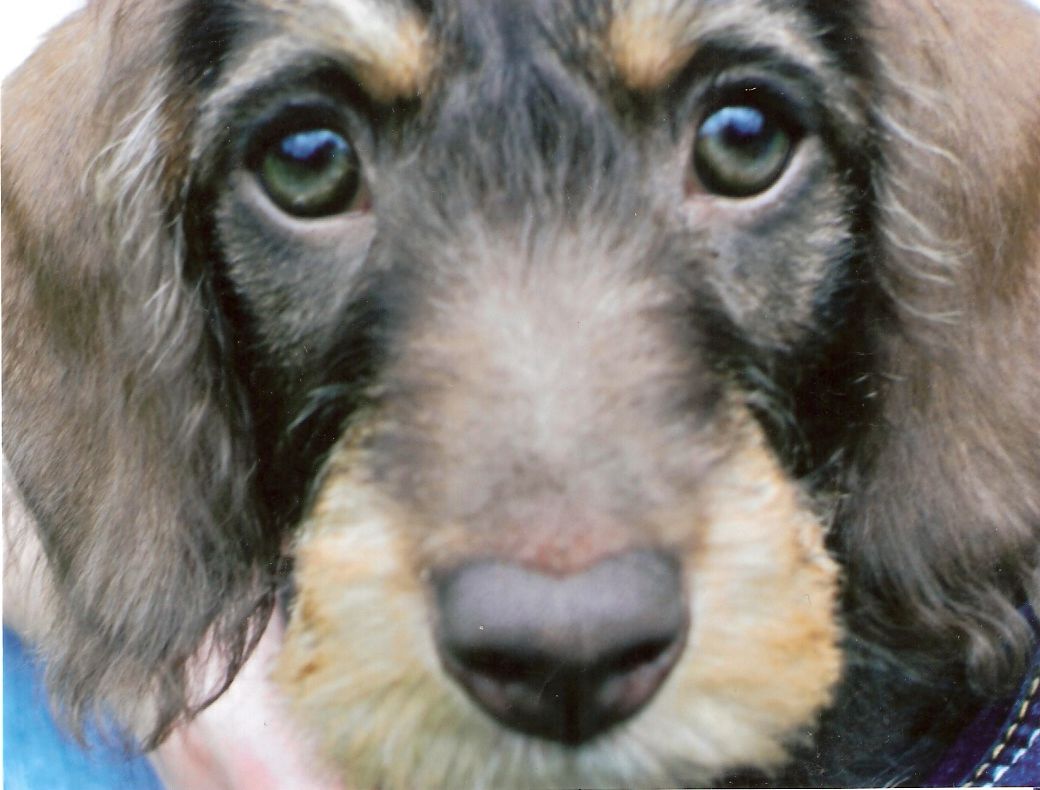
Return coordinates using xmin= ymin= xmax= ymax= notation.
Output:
xmin=149 ymin=611 xmax=344 ymax=790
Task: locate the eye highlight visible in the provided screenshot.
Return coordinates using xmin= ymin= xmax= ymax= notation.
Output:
xmin=692 ymin=105 xmax=794 ymax=198
xmin=257 ymin=127 xmax=363 ymax=217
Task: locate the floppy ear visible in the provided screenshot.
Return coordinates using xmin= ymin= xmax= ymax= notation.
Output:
xmin=843 ymin=0 xmax=1040 ymax=687
xmin=2 ymin=2 xmax=275 ymax=746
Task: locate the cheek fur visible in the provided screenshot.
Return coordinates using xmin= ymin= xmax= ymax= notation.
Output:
xmin=685 ymin=151 xmax=857 ymax=351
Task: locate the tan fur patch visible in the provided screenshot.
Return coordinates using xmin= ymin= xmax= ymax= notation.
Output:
xmin=275 ymin=414 xmax=840 ymax=789
xmin=607 ymin=5 xmax=699 ymax=91
xmin=339 ymin=9 xmax=432 ymax=102
xmin=607 ymin=0 xmax=826 ymax=92
xmin=267 ymin=0 xmax=434 ymax=101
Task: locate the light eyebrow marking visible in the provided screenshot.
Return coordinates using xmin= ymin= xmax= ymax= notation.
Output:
xmin=274 ymin=0 xmax=434 ymax=102
xmin=330 ymin=0 xmax=432 ymax=101
xmin=608 ymin=2 xmax=701 ymax=91
xmin=607 ymin=0 xmax=825 ymax=92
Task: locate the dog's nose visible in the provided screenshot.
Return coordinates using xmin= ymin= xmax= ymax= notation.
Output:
xmin=434 ymin=550 xmax=687 ymax=744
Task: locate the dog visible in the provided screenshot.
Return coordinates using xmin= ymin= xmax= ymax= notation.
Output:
xmin=3 ymin=0 xmax=1038 ymax=787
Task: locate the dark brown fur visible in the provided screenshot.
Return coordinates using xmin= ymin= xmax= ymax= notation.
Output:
xmin=3 ymin=0 xmax=1039 ymax=785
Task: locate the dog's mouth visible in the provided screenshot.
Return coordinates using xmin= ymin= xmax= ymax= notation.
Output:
xmin=277 ymin=564 xmax=297 ymax=623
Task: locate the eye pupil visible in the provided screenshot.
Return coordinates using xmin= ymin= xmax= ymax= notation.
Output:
xmin=693 ymin=104 xmax=793 ymax=198
xmin=258 ymin=127 xmax=361 ymax=217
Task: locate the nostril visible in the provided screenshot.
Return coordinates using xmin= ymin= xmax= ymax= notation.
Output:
xmin=433 ymin=550 xmax=688 ymax=744
xmin=454 ymin=647 xmax=552 ymax=684
xmin=606 ymin=637 xmax=676 ymax=676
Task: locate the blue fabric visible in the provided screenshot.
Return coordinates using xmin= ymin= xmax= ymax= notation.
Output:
xmin=3 ymin=627 xmax=163 ymax=790
xmin=925 ymin=613 xmax=1040 ymax=787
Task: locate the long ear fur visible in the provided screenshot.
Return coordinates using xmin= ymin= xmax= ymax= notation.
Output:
xmin=845 ymin=0 xmax=1040 ymax=688
xmin=2 ymin=1 xmax=275 ymax=746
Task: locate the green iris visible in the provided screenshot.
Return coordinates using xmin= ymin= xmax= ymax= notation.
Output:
xmin=259 ymin=128 xmax=361 ymax=217
xmin=693 ymin=105 xmax=792 ymax=198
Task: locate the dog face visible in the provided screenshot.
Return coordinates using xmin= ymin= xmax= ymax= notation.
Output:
xmin=200 ymin=2 xmax=854 ymax=782
xmin=3 ymin=0 xmax=1038 ymax=787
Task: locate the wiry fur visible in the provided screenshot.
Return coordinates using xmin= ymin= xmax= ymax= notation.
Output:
xmin=3 ymin=0 xmax=275 ymax=744
xmin=278 ymin=417 xmax=839 ymax=788
xmin=3 ymin=0 xmax=1039 ymax=786
xmin=841 ymin=2 xmax=1040 ymax=685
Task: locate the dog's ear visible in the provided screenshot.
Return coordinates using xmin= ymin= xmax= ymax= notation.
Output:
xmin=845 ymin=0 xmax=1040 ymax=687
xmin=2 ymin=3 xmax=274 ymax=746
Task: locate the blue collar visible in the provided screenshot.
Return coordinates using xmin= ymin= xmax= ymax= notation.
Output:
xmin=925 ymin=611 xmax=1040 ymax=786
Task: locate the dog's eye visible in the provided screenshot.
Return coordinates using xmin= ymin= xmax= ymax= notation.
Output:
xmin=692 ymin=105 xmax=793 ymax=198
xmin=258 ymin=128 xmax=363 ymax=217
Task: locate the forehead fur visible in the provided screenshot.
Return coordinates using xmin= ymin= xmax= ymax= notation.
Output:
xmin=205 ymin=0 xmax=844 ymax=105
xmin=607 ymin=0 xmax=827 ymax=90
xmin=250 ymin=0 xmax=434 ymax=101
